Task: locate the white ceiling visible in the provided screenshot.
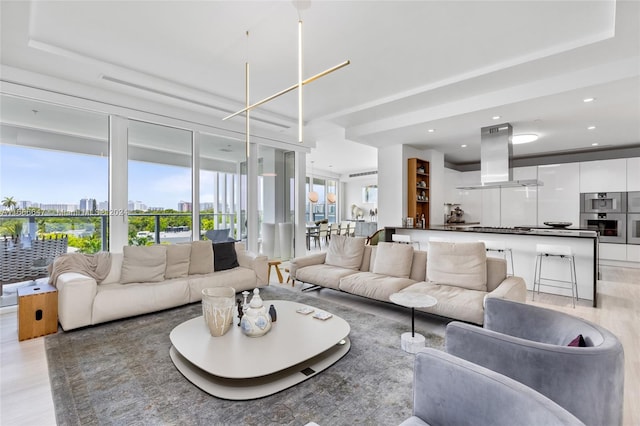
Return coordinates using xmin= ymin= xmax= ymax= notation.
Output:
xmin=1 ymin=1 xmax=639 ymax=175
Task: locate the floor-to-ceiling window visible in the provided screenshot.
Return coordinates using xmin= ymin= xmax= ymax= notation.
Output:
xmin=199 ymin=133 xmax=245 ymax=241
xmin=0 ymin=94 xmax=109 ymax=253
xmin=305 ymin=176 xmax=338 ymax=223
xmin=127 ymin=120 xmax=193 ymax=245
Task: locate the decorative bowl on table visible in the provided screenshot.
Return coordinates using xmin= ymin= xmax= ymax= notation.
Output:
xmin=543 ymin=222 xmax=572 ymax=228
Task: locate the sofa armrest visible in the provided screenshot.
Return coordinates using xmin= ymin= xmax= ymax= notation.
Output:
xmin=484 ymin=276 xmax=527 ymax=306
xmin=237 ymin=249 xmax=269 ymax=286
xmin=289 ymin=253 xmax=327 ymax=279
xmin=56 ymin=272 xmax=97 ymax=330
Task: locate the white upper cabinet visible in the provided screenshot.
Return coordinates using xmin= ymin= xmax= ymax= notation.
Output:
xmin=537 ymin=163 xmax=580 ymax=226
xmin=500 ymin=167 xmax=538 ymax=227
xmin=627 ymin=157 xmax=640 ymax=191
xmin=579 ymin=159 xmax=627 ymax=193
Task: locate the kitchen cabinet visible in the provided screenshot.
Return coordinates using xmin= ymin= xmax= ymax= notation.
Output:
xmin=500 ymin=167 xmax=538 ymax=227
xmin=627 ymin=157 xmax=640 ymax=191
xmin=627 ymin=245 xmax=640 ymax=262
xmin=599 ymin=243 xmax=627 ymax=261
xmin=407 ymin=158 xmax=430 ymax=227
xmin=537 ymin=163 xmax=580 ymax=227
xmin=579 ymin=159 xmax=627 ymax=192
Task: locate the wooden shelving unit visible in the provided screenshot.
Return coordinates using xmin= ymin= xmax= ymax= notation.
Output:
xmin=407 ymin=158 xmax=430 ymax=228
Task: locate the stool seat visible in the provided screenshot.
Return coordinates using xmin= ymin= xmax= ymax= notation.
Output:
xmin=536 ymin=244 xmax=572 ymax=257
xmin=479 ymin=240 xmax=515 ymax=276
xmin=533 ymin=244 xmax=578 ymax=307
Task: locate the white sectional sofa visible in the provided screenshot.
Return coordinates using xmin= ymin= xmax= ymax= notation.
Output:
xmin=54 ymin=241 xmax=268 ymax=330
xmin=290 ymin=237 xmax=526 ymax=324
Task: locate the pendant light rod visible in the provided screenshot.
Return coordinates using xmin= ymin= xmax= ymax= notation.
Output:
xmin=222 ymin=60 xmax=350 ymax=121
xmin=245 ymin=61 xmax=250 ymax=158
xmin=298 ymin=19 xmax=303 ymax=143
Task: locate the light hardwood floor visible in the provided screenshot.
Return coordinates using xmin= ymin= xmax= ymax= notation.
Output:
xmin=1 ymin=265 xmax=638 ymax=425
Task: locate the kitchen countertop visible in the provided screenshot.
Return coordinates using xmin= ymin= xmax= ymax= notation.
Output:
xmin=389 ymin=225 xmax=598 ymax=239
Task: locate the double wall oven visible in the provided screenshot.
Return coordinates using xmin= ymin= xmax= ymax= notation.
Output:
xmin=580 ymin=192 xmax=627 ymax=244
xmin=628 ymin=191 xmax=640 ymax=245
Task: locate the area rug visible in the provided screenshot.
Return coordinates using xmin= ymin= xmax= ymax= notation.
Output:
xmin=45 ymin=286 xmax=444 ymax=426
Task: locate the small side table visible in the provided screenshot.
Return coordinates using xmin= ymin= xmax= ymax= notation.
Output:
xmin=18 ymin=283 xmax=58 ymax=341
xmin=267 ymin=260 xmax=283 ymax=284
xmin=389 ymin=292 xmax=437 ymax=354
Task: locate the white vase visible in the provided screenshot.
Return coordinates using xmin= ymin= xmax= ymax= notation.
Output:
xmin=201 ymin=287 xmax=235 ymax=337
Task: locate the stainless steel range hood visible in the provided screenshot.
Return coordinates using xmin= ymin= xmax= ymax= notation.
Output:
xmin=456 ymin=123 xmax=542 ymax=190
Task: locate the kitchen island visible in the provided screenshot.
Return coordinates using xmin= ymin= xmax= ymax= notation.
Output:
xmin=385 ymin=225 xmax=598 ymax=307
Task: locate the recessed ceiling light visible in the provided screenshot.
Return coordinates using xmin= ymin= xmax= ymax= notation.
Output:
xmin=512 ymin=134 xmax=539 ymax=144
xmin=461 ymin=144 xmax=467 ymax=148
xmin=492 ymin=115 xmax=501 ymax=120
xmin=583 ymin=97 xmax=595 ymax=103
xmin=427 ymin=129 xmax=435 ymax=133
xmin=592 ymin=143 xmax=599 ymax=146
xmin=587 ymin=126 xmax=596 ymax=130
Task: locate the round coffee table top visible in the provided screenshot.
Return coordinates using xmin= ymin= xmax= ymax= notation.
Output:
xmin=389 ymin=292 xmax=437 ymax=309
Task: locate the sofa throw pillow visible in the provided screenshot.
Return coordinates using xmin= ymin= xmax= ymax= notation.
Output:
xmin=372 ymin=242 xmax=414 ymax=278
xmin=213 ymin=241 xmax=239 ymax=271
xmin=165 ymin=243 xmax=191 ymax=279
xmin=568 ymin=334 xmax=587 ymax=347
xmin=189 ymin=240 xmax=214 ymax=275
xmin=325 ymin=235 xmax=366 ymax=270
xmin=120 ymin=245 xmax=167 ymax=284
xmin=426 ymin=241 xmax=487 ymax=291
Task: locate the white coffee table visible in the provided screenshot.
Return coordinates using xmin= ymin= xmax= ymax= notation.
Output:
xmin=389 ymin=292 xmax=437 ymax=354
xmin=169 ymin=300 xmax=350 ymax=400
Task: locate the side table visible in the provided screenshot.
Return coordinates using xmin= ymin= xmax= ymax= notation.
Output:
xmin=267 ymin=260 xmax=283 ymax=283
xmin=18 ymin=283 xmax=58 ymax=341
xmin=389 ymin=292 xmax=437 ymax=354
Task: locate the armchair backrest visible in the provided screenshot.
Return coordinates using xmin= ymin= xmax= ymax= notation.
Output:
xmin=410 ymin=348 xmax=585 ymax=426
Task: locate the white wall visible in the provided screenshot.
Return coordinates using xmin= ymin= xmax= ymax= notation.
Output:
xmin=377 ymin=144 xmax=404 ymax=227
xmin=342 ymin=176 xmax=378 ymax=221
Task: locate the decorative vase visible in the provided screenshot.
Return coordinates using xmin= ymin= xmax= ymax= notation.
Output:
xmin=240 ymin=288 xmax=272 ymax=337
xmin=202 ymin=287 xmax=235 ymax=337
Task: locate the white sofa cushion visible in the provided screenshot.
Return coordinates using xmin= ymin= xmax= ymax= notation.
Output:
xmin=189 ymin=240 xmax=214 ymax=275
xmin=371 ymin=242 xmax=414 ymax=278
xmin=339 ymin=272 xmax=416 ymax=301
xmin=401 ymin=281 xmax=486 ymax=325
xmin=120 ymin=245 xmax=167 ymax=284
xmin=427 ymin=241 xmax=487 ymax=291
xmin=325 ymin=235 xmax=366 ymax=270
xmin=165 ymin=244 xmax=192 ymax=279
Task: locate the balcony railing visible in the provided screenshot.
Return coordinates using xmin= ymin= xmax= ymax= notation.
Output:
xmin=0 ymin=211 xmax=240 ymax=253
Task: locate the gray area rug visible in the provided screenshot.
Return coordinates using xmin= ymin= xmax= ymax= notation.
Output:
xmin=45 ymin=286 xmax=445 ymax=426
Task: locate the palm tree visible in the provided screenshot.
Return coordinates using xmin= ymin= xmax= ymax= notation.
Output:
xmin=2 ymin=196 xmax=17 ymax=211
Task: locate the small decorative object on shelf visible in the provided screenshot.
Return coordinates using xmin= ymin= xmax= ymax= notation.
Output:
xmin=269 ymin=304 xmax=277 ymax=322
xmin=240 ymin=288 xmax=272 ymax=337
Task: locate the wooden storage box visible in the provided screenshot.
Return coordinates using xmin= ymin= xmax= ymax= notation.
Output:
xmin=18 ymin=283 xmax=58 ymax=341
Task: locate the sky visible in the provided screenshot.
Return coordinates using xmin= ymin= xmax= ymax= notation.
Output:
xmin=0 ymin=145 xmax=198 ymax=209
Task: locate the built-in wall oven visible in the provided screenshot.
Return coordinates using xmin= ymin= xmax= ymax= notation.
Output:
xmin=580 ymin=213 xmax=627 ymax=243
xmin=580 ymin=192 xmax=627 ymax=213
xmin=628 ymin=191 xmax=640 ymax=245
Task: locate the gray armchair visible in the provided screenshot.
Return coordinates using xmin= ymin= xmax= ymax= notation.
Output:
xmin=400 ymin=348 xmax=584 ymax=426
xmin=445 ymin=298 xmax=624 ymax=426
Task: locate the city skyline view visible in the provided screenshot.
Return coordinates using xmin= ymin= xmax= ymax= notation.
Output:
xmin=1 ymin=145 xmax=226 ymax=210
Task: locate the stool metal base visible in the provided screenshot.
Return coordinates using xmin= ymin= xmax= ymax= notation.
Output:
xmin=533 ymin=252 xmax=578 ymax=307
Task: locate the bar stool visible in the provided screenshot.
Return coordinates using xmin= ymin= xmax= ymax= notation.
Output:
xmin=533 ymin=244 xmax=578 ymax=307
xmin=479 ymin=240 xmax=515 ymax=276
xmin=392 ymin=234 xmax=421 ymax=250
